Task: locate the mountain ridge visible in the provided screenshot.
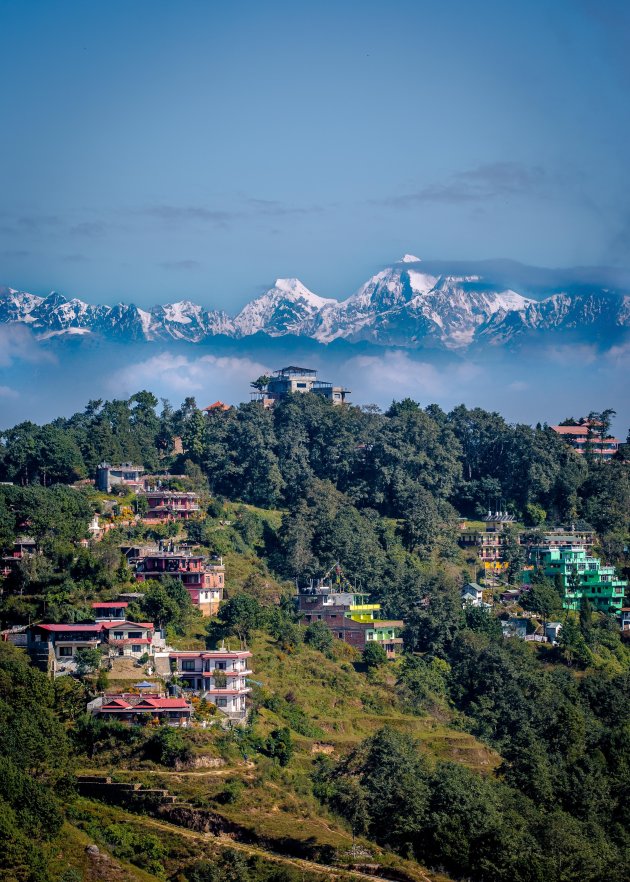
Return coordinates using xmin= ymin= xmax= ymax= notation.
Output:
xmin=1 ymin=256 xmax=628 ymax=351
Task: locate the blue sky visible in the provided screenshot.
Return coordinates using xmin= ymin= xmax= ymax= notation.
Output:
xmin=1 ymin=0 xmax=629 ymax=309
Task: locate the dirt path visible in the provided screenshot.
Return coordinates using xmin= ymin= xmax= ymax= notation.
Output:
xmin=137 ymin=813 xmax=434 ymax=882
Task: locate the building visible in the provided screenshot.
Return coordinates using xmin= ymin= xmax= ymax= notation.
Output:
xmin=91 ymin=601 xmax=129 ymax=621
xmin=522 ymin=545 xmax=627 ymax=613
xmin=27 ymin=619 xmax=157 ymax=675
xmin=544 ymin=622 xmax=563 ymax=644
xmin=141 ymin=489 xmax=201 ymax=522
xmin=536 ymin=527 xmax=595 ymax=553
xmin=619 ymin=608 xmax=630 ymax=632
xmin=169 ymin=649 xmax=252 ymax=721
xmin=251 ymin=366 xmax=350 ymax=407
xmin=458 ymin=511 xmax=515 ymax=576
xmin=202 ymin=401 xmax=231 ymax=413
xmin=295 ymin=572 xmax=404 ymax=658
xmin=502 ymin=617 xmax=528 ymax=639
xmin=134 ymin=545 xmax=224 ymax=615
xmin=1 ymin=536 xmax=36 ymax=579
xmin=461 ymin=582 xmax=485 ymax=607
xmin=91 ymin=694 xmax=192 ymax=726
xmin=96 ymin=463 xmax=145 ymax=493
xmin=551 ymin=423 xmax=621 ymax=459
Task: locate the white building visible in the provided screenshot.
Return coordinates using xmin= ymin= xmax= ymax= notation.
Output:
xmin=169 ymin=649 xmax=252 ymax=721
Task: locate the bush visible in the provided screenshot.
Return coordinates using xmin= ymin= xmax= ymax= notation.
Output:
xmin=362 ymin=643 xmax=387 ymax=668
xmin=145 ymin=726 xmax=192 ymax=767
xmin=304 ymin=621 xmax=334 ymax=654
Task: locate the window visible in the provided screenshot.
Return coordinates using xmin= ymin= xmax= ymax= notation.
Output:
xmin=296 ymin=382 xmax=307 ymax=388
xmin=127 ymin=631 xmax=142 ymax=639
xmin=58 ymin=646 xmax=73 ymax=657
xmin=216 ymin=698 xmax=228 ymax=708
xmin=182 ymin=660 xmax=196 ymax=671
xmin=113 ymin=632 xmax=124 ymax=640
xmin=215 ymin=661 xmax=226 ymax=670
xmin=338 ymin=632 xmax=344 ymax=639
xmin=131 ymin=644 xmax=142 ymax=653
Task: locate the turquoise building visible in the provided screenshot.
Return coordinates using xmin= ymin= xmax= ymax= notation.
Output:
xmin=522 ymin=545 xmax=627 ymax=613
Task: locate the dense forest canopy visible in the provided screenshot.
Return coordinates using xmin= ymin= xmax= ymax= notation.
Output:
xmin=1 ymin=391 xmax=627 ymax=527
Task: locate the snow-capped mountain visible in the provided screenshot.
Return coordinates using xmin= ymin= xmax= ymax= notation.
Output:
xmin=1 ymin=256 xmax=628 ymax=351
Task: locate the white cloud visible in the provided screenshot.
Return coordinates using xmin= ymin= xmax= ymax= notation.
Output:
xmin=106 ymin=352 xmax=272 ymax=403
xmin=0 ymin=385 xmax=18 ymax=399
xmin=0 ymin=325 xmax=56 ymax=367
xmin=344 ymin=350 xmax=483 ymax=404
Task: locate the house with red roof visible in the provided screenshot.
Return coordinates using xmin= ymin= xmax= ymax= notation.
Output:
xmin=91 ymin=693 xmax=192 ymax=726
xmin=27 ymin=619 xmax=157 ymax=675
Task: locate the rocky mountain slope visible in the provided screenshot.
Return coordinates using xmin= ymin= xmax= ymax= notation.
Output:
xmin=1 ymin=255 xmax=627 ymax=350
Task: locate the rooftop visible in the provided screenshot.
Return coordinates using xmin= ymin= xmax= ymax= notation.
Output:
xmin=273 ymin=366 xmax=318 ymax=377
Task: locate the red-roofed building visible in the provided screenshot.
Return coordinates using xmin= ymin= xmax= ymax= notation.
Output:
xmin=92 ymin=693 xmax=192 ymax=725
xmin=552 ymin=423 xmax=621 ymax=459
xmin=203 ymin=401 xmax=231 ymax=413
xmin=141 ymin=490 xmax=201 ymax=522
xmin=27 ymin=619 xmax=157 ymax=675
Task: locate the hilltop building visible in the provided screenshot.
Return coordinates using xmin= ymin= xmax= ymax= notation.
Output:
xmin=522 ymin=545 xmax=626 ymax=613
xmin=551 ymin=421 xmax=621 ymax=459
xmin=295 ymin=568 xmax=403 ymax=657
xmin=250 ymin=366 xmax=350 ymax=407
xmin=169 ymin=649 xmax=252 ymax=722
xmin=96 ymin=463 xmax=145 ymax=493
xmin=133 ymin=544 xmax=224 ymax=615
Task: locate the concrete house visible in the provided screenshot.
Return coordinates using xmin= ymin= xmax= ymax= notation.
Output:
xmin=295 ymin=571 xmax=404 ymax=658
xmin=250 ymin=366 xmax=350 ymax=407
xmin=461 ymin=582 xmax=485 ymax=607
xmin=169 ymin=649 xmax=252 ymax=721
xmin=134 ymin=545 xmax=224 ymax=615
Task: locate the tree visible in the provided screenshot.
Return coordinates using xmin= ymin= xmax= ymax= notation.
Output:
xmin=362 ymin=642 xmax=387 ymax=668
xmin=264 ymin=727 xmax=293 ymax=766
xmin=74 ymin=647 xmax=103 ymax=677
xmin=215 ymin=594 xmax=265 ymax=645
xmin=304 ymin=620 xmax=334 ymax=653
xmin=521 ymin=582 xmax=563 ymax=630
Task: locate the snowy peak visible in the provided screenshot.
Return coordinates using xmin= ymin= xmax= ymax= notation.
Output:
xmin=0 ymin=255 xmax=627 ymax=349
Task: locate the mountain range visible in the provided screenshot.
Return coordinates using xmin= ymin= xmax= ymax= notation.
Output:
xmin=1 ymin=255 xmax=628 ymax=351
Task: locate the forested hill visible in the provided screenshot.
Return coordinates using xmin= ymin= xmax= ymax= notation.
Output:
xmin=0 ymin=392 xmax=629 ymax=882
xmin=1 ymin=391 xmax=628 ymax=554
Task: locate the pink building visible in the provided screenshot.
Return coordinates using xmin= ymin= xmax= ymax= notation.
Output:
xmin=141 ymin=490 xmax=201 ymax=522
xmin=135 ymin=549 xmax=224 ymax=616
xmin=552 ymin=423 xmax=621 ymax=459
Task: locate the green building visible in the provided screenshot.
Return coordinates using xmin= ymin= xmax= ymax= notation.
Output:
xmin=522 ymin=545 xmax=627 ymax=613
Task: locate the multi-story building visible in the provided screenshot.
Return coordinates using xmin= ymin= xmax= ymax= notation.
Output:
xmin=458 ymin=511 xmax=515 ymax=575
xmin=551 ymin=423 xmax=621 ymax=459
xmin=27 ymin=619 xmax=157 ymax=675
xmin=295 ymin=575 xmax=404 ymax=657
xmin=134 ymin=546 xmax=224 ymax=615
xmin=96 ymin=462 xmax=145 ymax=493
xmin=141 ymin=489 xmax=201 ymax=522
xmin=522 ymin=545 xmax=626 ymax=613
xmin=169 ymin=649 xmax=252 ymax=721
xmin=251 ymin=366 xmax=350 ymax=407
